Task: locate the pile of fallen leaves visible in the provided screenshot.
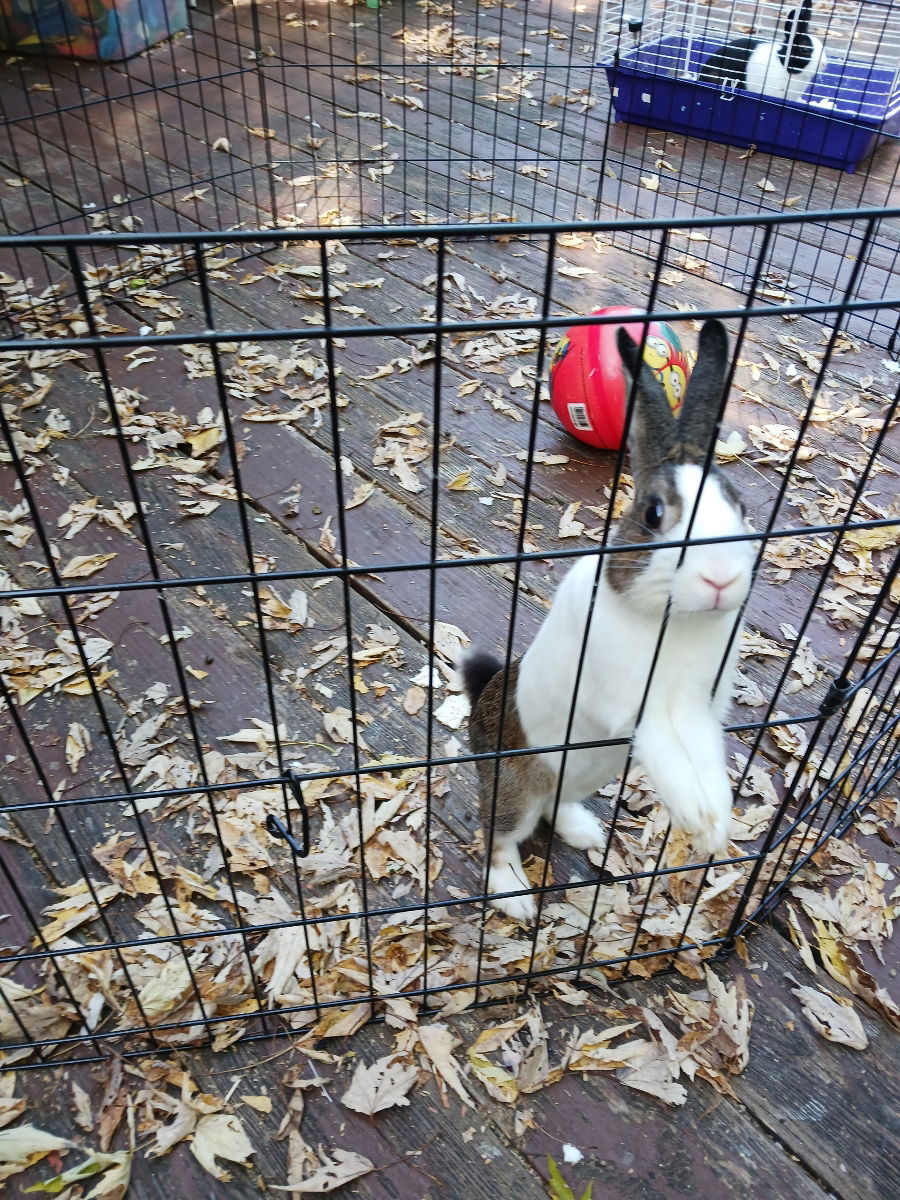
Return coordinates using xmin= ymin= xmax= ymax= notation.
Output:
xmin=2 ymin=829 xmax=896 ymax=1195
xmin=0 ymin=964 xmax=754 ymax=1193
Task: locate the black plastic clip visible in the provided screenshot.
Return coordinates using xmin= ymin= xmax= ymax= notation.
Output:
xmin=818 ymin=677 xmax=854 ymax=719
xmin=265 ymin=767 xmax=310 ymax=857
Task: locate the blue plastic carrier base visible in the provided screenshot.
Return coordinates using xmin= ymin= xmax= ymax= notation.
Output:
xmin=604 ymin=36 xmax=900 ymax=173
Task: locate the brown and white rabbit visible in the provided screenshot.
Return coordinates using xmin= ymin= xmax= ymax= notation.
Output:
xmin=462 ymin=319 xmax=755 ymax=921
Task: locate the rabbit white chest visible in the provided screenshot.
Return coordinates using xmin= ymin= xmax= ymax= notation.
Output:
xmin=516 ymin=550 xmax=740 ymax=803
xmin=745 ymin=42 xmax=825 ymax=101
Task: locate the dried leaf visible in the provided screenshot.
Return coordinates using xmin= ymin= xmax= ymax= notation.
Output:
xmin=25 ymin=1149 xmax=132 ymax=1198
xmin=620 ymin=1047 xmax=687 ymax=1106
xmin=60 ymin=553 xmax=117 ymax=579
xmin=288 ymin=589 xmax=310 ymax=627
xmin=345 ymin=480 xmax=375 ymax=510
xmin=514 ymin=450 xmax=569 ymax=465
xmin=190 ymin=1113 xmax=255 ymax=1182
xmin=323 ymin=708 xmax=355 ymax=744
xmin=402 ymin=685 xmax=427 ymax=715
xmin=432 ymin=621 xmax=470 ymax=662
xmin=791 ymin=986 xmax=868 ymax=1050
xmin=184 ymin=426 xmax=223 ymax=457
xmin=273 ymin=1148 xmax=375 ymax=1193
xmin=0 ymin=1098 xmax=26 ymax=1131
xmin=433 ymin=694 xmax=469 ymax=730
xmin=313 ymin=1006 xmax=369 ymax=1040
xmin=390 ymin=93 xmax=425 ymax=111
xmin=558 ymin=501 xmax=585 ymax=539
xmin=65 ymin=722 xmax=92 ymax=773
xmin=38 ymin=880 xmax=120 ymax=942
xmin=810 ymin=921 xmax=898 ymax=1028
xmin=0 ymin=1124 xmax=70 ymax=1176
xmin=467 ymin=1051 xmax=518 ymax=1103
xmin=417 ymin=1025 xmax=473 ymax=1107
xmin=319 ymin=517 xmax=336 ymax=554
xmin=341 ymin=1054 xmax=418 ymax=1115
xmin=716 ymin=430 xmax=747 ymax=462
xmin=487 ymin=392 xmax=522 ymax=421
xmin=447 ymin=470 xmax=477 ymax=491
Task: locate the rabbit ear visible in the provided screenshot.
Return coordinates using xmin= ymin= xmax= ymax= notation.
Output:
xmin=787 ymin=0 xmax=811 ymax=37
xmin=616 ymin=326 xmax=678 ymax=479
xmin=677 ymin=319 xmax=730 ymax=460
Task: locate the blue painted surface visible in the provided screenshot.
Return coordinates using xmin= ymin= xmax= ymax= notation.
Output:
xmin=604 ymin=37 xmax=900 ymax=172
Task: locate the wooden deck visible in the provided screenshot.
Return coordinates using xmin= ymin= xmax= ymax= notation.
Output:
xmin=1 ymin=921 xmax=896 ymax=1199
xmin=0 ymin=2 xmax=898 ymax=1198
xmin=2 ymin=0 xmax=899 ymax=345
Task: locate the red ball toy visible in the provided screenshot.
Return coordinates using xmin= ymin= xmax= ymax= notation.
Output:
xmin=549 ymin=307 xmax=690 ymax=450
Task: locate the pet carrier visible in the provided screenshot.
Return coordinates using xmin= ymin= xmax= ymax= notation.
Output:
xmin=599 ymin=0 xmax=900 ymax=172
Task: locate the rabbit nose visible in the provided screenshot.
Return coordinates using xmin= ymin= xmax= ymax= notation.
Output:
xmin=702 ymin=573 xmax=739 ymax=594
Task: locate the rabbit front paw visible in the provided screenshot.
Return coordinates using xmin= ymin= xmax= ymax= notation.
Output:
xmin=667 ymin=787 xmax=732 ymax=860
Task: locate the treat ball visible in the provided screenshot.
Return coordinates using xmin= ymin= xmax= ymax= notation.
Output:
xmin=549 ymin=307 xmax=689 ymax=450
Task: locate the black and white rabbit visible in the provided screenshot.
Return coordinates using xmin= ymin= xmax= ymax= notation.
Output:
xmin=699 ymin=0 xmax=827 ymax=102
xmin=462 ymin=320 xmax=755 ymax=921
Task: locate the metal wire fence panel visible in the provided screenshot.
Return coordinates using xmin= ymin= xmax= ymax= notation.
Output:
xmin=1 ymin=1 xmax=899 ymax=344
xmin=0 ymin=208 xmax=897 ymax=1066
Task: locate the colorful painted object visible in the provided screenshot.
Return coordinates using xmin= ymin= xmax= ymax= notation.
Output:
xmin=0 ymin=0 xmax=187 ymax=61
xmin=549 ymin=306 xmax=689 ymax=450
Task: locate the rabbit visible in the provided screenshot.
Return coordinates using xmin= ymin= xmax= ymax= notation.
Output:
xmin=462 ymin=319 xmax=756 ymax=922
xmin=699 ymin=0 xmax=827 ymax=103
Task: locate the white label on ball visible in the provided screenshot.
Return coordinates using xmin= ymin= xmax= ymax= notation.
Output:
xmin=568 ymin=402 xmax=593 ymax=432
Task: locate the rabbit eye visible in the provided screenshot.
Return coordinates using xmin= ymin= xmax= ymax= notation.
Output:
xmin=645 ymin=498 xmax=665 ymax=530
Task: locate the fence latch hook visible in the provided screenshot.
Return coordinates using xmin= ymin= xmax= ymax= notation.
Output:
xmin=265 ymin=767 xmax=311 ymax=857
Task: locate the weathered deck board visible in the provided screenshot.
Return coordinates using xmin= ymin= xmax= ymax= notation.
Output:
xmin=732 ymin=925 xmax=899 ymax=1200
xmin=450 ymin=921 xmax=898 ymax=1200
xmin=8 ymin=914 xmax=896 ymax=1200
xmin=3 ymin=0 xmax=899 ymax=309
xmin=7 ymin=1030 xmax=556 ymax=1199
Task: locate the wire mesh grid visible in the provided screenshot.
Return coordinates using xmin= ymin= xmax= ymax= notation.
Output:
xmin=2 ymin=0 xmax=899 ymax=347
xmin=0 ymin=205 xmax=898 ymax=1068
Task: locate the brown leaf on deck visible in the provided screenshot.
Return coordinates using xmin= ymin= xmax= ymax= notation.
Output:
xmin=791 ymin=985 xmax=868 ymax=1049
xmin=340 ymin=1053 xmax=418 ymax=1115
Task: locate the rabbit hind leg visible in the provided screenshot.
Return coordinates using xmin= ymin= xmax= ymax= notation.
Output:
xmin=540 ymin=767 xmax=608 ymax=852
xmin=551 ymin=799 xmax=607 ymax=852
xmin=482 ymin=788 xmax=543 ymax=923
